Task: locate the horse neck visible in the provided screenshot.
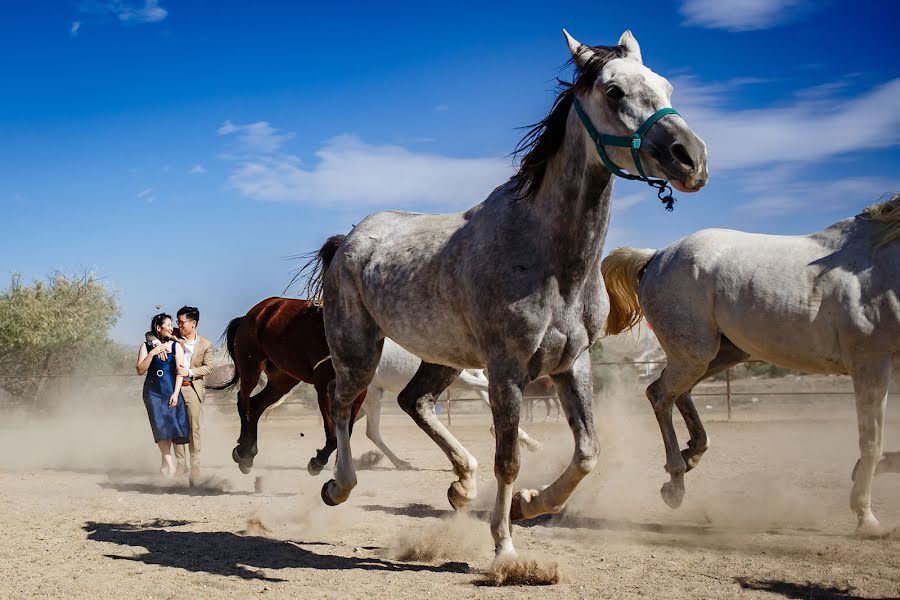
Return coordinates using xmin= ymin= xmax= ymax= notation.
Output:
xmin=529 ymin=109 xmax=614 ymax=295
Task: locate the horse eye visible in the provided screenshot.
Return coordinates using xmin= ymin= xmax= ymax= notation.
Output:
xmin=606 ymin=86 xmax=625 ymax=101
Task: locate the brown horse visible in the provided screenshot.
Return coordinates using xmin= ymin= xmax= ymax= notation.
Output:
xmin=210 ymin=297 xmax=367 ymax=476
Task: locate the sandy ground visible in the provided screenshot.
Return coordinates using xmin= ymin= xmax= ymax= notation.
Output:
xmin=1 ymin=387 xmax=899 ymax=599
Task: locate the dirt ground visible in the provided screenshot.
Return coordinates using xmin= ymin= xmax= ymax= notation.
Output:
xmin=1 ymin=384 xmax=899 ymax=599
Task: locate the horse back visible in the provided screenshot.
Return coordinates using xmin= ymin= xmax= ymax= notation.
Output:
xmin=245 ymin=297 xmax=330 ymax=383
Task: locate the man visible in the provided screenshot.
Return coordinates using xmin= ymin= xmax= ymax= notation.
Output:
xmin=172 ymin=306 xmax=214 ymax=479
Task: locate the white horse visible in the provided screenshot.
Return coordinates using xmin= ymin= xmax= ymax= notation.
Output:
xmin=310 ymin=29 xmax=707 ymax=559
xmin=359 ymin=338 xmax=543 ymax=471
xmin=601 ymin=194 xmax=900 ymax=536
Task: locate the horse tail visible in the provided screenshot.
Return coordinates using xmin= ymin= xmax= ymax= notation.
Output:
xmin=206 ymin=316 xmax=243 ymax=392
xmin=302 ymin=234 xmax=347 ymax=300
xmin=601 ymin=247 xmax=656 ymax=336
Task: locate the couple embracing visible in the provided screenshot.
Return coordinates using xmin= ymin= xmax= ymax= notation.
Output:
xmin=135 ymin=306 xmax=213 ymax=479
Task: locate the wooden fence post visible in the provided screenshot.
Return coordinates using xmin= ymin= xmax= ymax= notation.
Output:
xmin=726 ymin=368 xmax=732 ymax=421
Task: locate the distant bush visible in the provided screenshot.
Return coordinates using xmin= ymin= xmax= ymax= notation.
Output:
xmin=0 ymin=272 xmax=124 ymax=408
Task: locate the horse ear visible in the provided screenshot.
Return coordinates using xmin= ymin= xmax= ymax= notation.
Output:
xmin=563 ymin=28 xmax=594 ymax=70
xmin=618 ymin=30 xmax=643 ymax=64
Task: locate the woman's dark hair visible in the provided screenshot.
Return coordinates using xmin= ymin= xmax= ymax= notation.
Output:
xmin=151 ymin=312 xmax=172 ymax=333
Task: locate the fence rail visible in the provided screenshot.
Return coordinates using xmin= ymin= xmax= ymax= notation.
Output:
xmin=0 ymin=359 xmax=872 ymax=423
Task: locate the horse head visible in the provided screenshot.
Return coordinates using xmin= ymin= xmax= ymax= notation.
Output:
xmin=564 ymin=29 xmax=708 ymax=193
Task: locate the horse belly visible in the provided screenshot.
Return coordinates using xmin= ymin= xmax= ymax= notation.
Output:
xmin=717 ymin=312 xmax=847 ymax=374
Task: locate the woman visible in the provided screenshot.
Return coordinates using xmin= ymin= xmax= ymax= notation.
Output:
xmin=135 ymin=313 xmax=190 ymax=477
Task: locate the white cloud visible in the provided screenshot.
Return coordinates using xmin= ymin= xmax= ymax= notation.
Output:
xmin=70 ymin=21 xmax=81 ymax=37
xmin=434 ymin=104 xmax=450 ymax=112
xmin=674 ymin=77 xmax=900 ymax=173
xmin=218 ymin=120 xmax=296 ymax=154
xmin=136 ymin=188 xmax=154 ymax=202
xmin=736 ymin=173 xmax=897 ymax=216
xmin=611 ymin=192 xmax=644 ymax=214
xmin=679 ymin=0 xmax=813 ymax=31
xmin=189 ymin=164 xmax=206 ymax=175
xmin=76 ymin=1 xmax=167 ymax=25
xmin=224 ymin=134 xmax=512 ymax=209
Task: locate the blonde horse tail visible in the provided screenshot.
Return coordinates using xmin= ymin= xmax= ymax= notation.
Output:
xmin=601 ymin=247 xmax=656 ymax=336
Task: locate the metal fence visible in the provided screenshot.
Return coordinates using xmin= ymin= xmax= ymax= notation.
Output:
xmin=0 ymin=360 xmax=876 ymax=424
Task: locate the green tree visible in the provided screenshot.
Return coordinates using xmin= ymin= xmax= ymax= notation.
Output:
xmin=0 ymin=272 xmax=123 ymax=408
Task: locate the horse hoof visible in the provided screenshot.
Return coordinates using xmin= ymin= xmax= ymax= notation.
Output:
xmin=660 ymin=481 xmax=685 ymax=509
xmin=238 ymin=460 xmax=253 ymax=475
xmin=307 ymin=458 xmax=325 ymax=476
xmin=447 ymin=481 xmax=472 ymax=511
xmin=232 ymin=447 xmax=243 ymax=464
xmin=321 ymin=480 xmax=340 ymax=506
xmin=396 ymin=460 xmax=414 ymax=471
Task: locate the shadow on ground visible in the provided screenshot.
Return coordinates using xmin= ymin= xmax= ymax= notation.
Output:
xmin=734 ymin=577 xmax=891 ymax=600
xmin=84 ymin=520 xmax=470 ymax=581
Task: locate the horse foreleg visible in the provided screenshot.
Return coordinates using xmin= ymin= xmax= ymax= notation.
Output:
xmin=849 ymin=358 xmax=892 ymax=537
xmin=476 ymin=386 xmax=542 ymax=452
xmin=485 ymin=370 xmax=525 ymax=562
xmin=510 ymin=352 xmax=598 ymax=524
xmin=363 ymin=386 xmax=413 ymax=470
xmin=397 ymin=363 xmax=477 ymax=511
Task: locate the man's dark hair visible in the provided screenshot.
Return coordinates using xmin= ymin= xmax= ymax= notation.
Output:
xmin=177 ymin=306 xmax=200 ymax=323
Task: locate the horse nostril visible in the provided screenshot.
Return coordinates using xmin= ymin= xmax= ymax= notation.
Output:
xmin=670 ymin=143 xmax=695 ymax=171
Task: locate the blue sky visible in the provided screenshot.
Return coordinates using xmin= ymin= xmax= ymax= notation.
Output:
xmin=1 ymin=0 xmax=898 ymax=343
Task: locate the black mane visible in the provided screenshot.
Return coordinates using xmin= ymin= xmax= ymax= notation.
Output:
xmin=510 ymin=44 xmax=622 ymax=200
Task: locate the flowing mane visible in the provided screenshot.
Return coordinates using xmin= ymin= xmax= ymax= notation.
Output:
xmin=860 ymin=193 xmax=900 ymax=247
xmin=510 ymin=45 xmax=622 ymax=200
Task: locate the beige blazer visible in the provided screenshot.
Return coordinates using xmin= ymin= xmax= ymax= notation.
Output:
xmin=184 ymin=335 xmax=214 ymax=401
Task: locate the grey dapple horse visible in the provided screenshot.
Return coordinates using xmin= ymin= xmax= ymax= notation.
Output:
xmin=602 ymin=194 xmax=900 ymax=537
xmin=311 ymin=30 xmax=708 ymax=559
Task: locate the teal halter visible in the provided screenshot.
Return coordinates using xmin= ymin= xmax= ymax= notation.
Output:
xmin=572 ymin=97 xmax=680 ymax=210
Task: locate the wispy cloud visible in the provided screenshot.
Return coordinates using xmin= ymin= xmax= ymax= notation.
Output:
xmin=434 ymin=104 xmax=450 ymax=112
xmin=611 ymin=192 xmax=644 ymax=214
xmin=679 ymin=0 xmax=817 ymax=31
xmin=70 ymin=21 xmax=81 ymax=37
xmin=675 ymin=77 xmax=900 ymax=172
xmin=76 ymin=1 xmax=168 ymax=25
xmin=136 ymin=188 xmax=154 ymax=202
xmin=218 ymin=120 xmax=296 ymax=154
xmin=222 ymin=133 xmax=511 ymax=209
xmin=188 ymin=164 xmax=206 ymax=175
xmin=735 ymin=170 xmax=897 ymax=216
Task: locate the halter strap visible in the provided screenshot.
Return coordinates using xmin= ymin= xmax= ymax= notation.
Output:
xmin=312 ymin=355 xmax=332 ymax=371
xmin=572 ymin=97 xmax=680 ymax=211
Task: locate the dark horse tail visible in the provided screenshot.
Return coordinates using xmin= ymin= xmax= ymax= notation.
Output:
xmin=206 ymin=316 xmax=243 ymax=392
xmin=302 ymin=234 xmax=347 ymax=300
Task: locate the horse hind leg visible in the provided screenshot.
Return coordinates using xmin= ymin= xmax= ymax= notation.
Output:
xmin=237 ymin=368 xmax=299 ymax=474
xmin=307 ymin=383 xmax=335 ymax=476
xmin=319 ymin=320 xmax=383 ymax=507
xmin=233 ymin=356 xmax=265 ymax=470
xmin=396 ymin=362 xmax=477 ymax=510
xmin=676 ymin=337 xmax=750 ymax=473
xmin=647 ymin=354 xmax=714 ymax=509
xmin=510 ymin=352 xmax=599 ymax=530
xmin=848 ymin=357 xmax=892 ymax=537
xmin=364 ymin=385 xmax=413 ymax=470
